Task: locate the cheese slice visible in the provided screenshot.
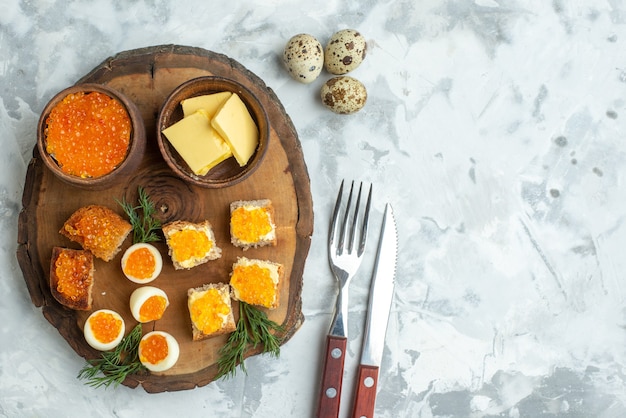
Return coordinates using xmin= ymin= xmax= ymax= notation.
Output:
xmin=181 ymin=92 xmax=232 ymax=119
xmin=211 ymin=93 xmax=259 ymax=167
xmin=162 ymin=110 xmax=232 ymax=176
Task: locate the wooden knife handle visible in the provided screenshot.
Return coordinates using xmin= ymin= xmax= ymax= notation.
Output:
xmin=317 ymin=335 xmax=347 ymax=418
xmin=351 ymin=364 xmax=380 ymax=418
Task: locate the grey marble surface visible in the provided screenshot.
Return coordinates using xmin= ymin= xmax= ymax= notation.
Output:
xmin=2 ymin=1 xmax=626 ymax=417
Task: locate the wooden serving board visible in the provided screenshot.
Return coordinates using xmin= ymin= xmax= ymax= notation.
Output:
xmin=16 ymin=45 xmax=314 ymax=393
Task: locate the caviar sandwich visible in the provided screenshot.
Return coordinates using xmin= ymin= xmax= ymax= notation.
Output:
xmin=230 ymin=199 xmax=277 ymax=250
xmin=187 ymin=283 xmax=236 ymax=341
xmin=49 ymin=247 xmax=95 ymax=311
xmin=229 ymin=257 xmax=283 ymax=310
xmin=60 ymin=205 xmax=132 ymax=262
xmin=162 ymin=220 xmax=222 ymax=270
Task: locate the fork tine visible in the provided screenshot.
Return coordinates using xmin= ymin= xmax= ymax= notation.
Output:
xmin=357 ymin=184 xmax=372 ymax=256
xmin=337 ymin=181 xmax=354 ymax=255
xmin=328 ymin=180 xmax=345 ymax=249
xmin=329 ymin=180 xmax=371 ymax=257
xmin=347 ymin=182 xmax=363 ymax=253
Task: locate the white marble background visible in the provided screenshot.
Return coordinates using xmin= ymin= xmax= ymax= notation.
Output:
xmin=2 ymin=0 xmax=626 ymax=417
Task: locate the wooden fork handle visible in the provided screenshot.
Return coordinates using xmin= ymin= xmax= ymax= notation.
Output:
xmin=317 ymin=335 xmax=347 ymax=418
xmin=351 ymin=364 xmax=379 ymax=418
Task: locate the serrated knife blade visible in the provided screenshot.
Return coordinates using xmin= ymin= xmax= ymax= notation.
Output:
xmin=351 ymin=203 xmax=397 ymax=418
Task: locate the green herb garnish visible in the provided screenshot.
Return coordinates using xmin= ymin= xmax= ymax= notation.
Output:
xmin=117 ymin=186 xmax=161 ymax=244
xmin=77 ymin=323 xmax=146 ymax=388
xmin=216 ymin=302 xmax=285 ymax=380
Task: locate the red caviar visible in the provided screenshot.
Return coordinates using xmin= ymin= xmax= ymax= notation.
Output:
xmin=55 ymin=251 xmax=92 ymax=301
xmin=169 ymin=229 xmax=212 ymax=262
xmin=45 ymin=91 xmax=131 ymax=178
xmin=190 ymin=288 xmax=230 ymax=335
xmin=89 ymin=311 xmax=122 ymax=344
xmin=124 ymin=247 xmax=156 ymax=280
xmin=231 ymin=207 xmax=272 ymax=243
xmin=231 ymin=264 xmax=275 ymax=308
xmin=139 ymin=295 xmax=168 ymax=322
xmin=140 ymin=333 xmax=169 ymax=365
xmin=64 ymin=208 xmax=128 ymax=256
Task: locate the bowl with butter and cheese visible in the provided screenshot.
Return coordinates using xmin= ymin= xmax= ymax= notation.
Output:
xmin=38 ymin=83 xmax=146 ymax=190
xmin=156 ymin=76 xmax=270 ymax=188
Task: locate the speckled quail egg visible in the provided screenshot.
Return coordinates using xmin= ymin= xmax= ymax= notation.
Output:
xmin=139 ymin=330 xmax=180 ymax=372
xmin=283 ymin=33 xmax=324 ymax=84
xmin=83 ymin=309 xmax=125 ymax=351
xmin=324 ymin=29 xmax=367 ymax=75
xmin=320 ymin=76 xmax=367 ymax=114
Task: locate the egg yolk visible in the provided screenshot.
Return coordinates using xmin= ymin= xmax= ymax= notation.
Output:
xmin=139 ymin=295 xmax=168 ymax=322
xmin=231 ymin=264 xmax=275 ymax=308
xmin=168 ymin=229 xmax=212 ymax=261
xmin=140 ymin=334 xmax=169 ymax=365
xmin=190 ymin=289 xmax=230 ymax=335
xmin=231 ymin=207 xmax=272 ymax=243
xmin=54 ymin=251 xmax=91 ymax=301
xmin=124 ymin=247 xmax=156 ymax=279
xmin=89 ymin=312 xmax=123 ymax=344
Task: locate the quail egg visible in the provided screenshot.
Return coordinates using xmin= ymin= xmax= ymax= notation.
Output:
xmin=139 ymin=331 xmax=180 ymax=372
xmin=129 ymin=286 xmax=170 ymax=323
xmin=320 ymin=76 xmax=367 ymax=114
xmin=83 ymin=309 xmax=125 ymax=351
xmin=121 ymin=243 xmax=163 ymax=284
xmin=283 ymin=33 xmax=324 ymax=84
xmin=324 ymin=29 xmax=367 ymax=75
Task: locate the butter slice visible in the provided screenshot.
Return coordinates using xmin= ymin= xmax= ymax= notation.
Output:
xmin=162 ymin=110 xmax=232 ymax=176
xmin=211 ymin=94 xmax=259 ymax=167
xmin=181 ymin=92 xmax=232 ymax=119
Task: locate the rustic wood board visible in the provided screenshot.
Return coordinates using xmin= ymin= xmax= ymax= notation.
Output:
xmin=16 ymin=45 xmax=314 ymax=393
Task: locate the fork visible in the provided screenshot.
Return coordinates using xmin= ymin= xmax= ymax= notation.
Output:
xmin=317 ymin=180 xmax=372 ymax=418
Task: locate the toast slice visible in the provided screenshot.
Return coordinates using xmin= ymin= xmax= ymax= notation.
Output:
xmin=230 ymin=199 xmax=277 ymax=250
xmin=229 ymin=257 xmax=283 ymax=310
xmin=59 ymin=205 xmax=132 ymax=261
xmin=49 ymin=247 xmax=94 ymax=311
xmin=162 ymin=220 xmax=222 ymax=270
xmin=187 ymin=283 xmax=236 ymax=341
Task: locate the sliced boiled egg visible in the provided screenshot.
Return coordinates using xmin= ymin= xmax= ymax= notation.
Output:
xmin=138 ymin=331 xmax=179 ymax=372
xmin=129 ymin=286 xmax=170 ymax=323
xmin=121 ymin=243 xmax=163 ymax=284
xmin=83 ymin=309 xmax=125 ymax=351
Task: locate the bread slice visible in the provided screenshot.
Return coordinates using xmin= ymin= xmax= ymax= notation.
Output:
xmin=187 ymin=283 xmax=236 ymax=341
xmin=162 ymin=220 xmax=222 ymax=270
xmin=229 ymin=257 xmax=283 ymax=309
xmin=230 ymin=199 xmax=277 ymax=250
xmin=49 ymin=247 xmax=94 ymax=311
xmin=59 ymin=205 xmax=132 ymax=261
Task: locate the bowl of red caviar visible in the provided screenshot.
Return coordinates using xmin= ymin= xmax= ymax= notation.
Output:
xmin=37 ymin=83 xmax=146 ymax=190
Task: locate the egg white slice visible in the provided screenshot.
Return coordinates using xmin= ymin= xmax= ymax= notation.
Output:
xmin=121 ymin=243 xmax=163 ymax=284
xmin=139 ymin=331 xmax=180 ymax=372
xmin=129 ymin=286 xmax=170 ymax=323
xmin=83 ymin=309 xmax=125 ymax=351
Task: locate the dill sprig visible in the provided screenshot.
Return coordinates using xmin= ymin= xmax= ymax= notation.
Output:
xmin=77 ymin=323 xmax=146 ymax=388
xmin=216 ymin=302 xmax=285 ymax=380
xmin=117 ymin=186 xmax=161 ymax=244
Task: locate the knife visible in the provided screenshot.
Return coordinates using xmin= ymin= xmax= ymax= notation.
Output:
xmin=351 ymin=203 xmax=397 ymax=418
